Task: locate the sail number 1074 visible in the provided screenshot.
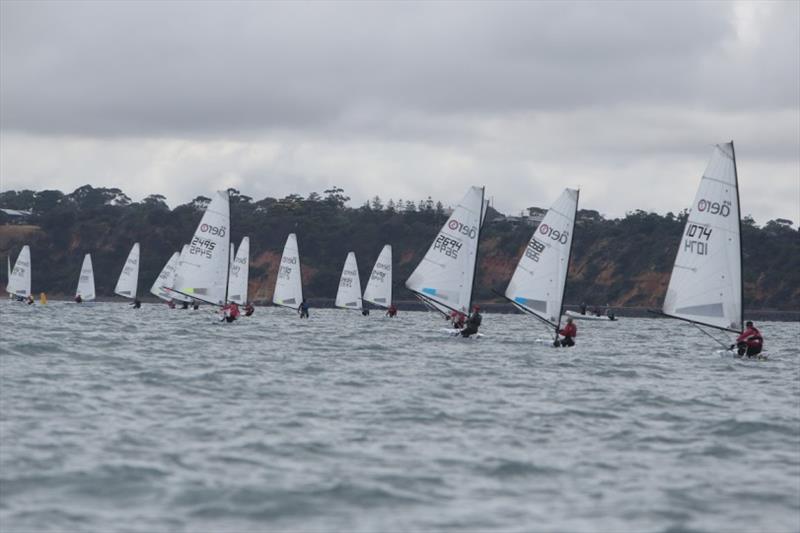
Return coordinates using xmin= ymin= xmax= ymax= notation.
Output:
xmin=684 ymin=223 xmax=712 ymax=255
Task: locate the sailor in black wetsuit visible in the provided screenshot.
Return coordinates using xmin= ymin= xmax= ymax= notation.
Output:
xmin=460 ymin=305 xmax=482 ymax=337
xmin=298 ymin=299 xmax=309 ymax=318
xmin=132 ymin=299 xmax=141 ymax=309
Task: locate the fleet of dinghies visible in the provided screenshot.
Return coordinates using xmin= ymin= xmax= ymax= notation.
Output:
xmin=1 ymin=141 xmax=769 ymax=354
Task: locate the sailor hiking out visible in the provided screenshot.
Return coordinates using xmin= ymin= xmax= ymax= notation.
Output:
xmin=556 ymin=317 xmax=577 ymax=347
xmin=732 ymin=321 xmax=764 ymax=357
xmin=460 ymin=305 xmax=482 ymax=338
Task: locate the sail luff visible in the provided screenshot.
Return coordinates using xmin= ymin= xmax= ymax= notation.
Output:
xmin=468 ymin=187 xmax=486 ymax=312
xmin=731 ymin=140 xmax=744 ymax=334
xmin=555 ymin=189 xmax=580 ymax=339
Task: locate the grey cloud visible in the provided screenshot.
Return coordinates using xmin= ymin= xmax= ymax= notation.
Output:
xmin=2 ymin=1 xmax=797 ymax=137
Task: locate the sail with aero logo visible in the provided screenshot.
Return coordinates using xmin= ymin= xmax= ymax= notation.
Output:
xmin=76 ymin=253 xmax=96 ymax=301
xmin=405 ymin=186 xmax=485 ymax=316
xmin=150 ymin=251 xmax=180 ymax=301
xmin=168 ymin=190 xmax=230 ymax=306
xmin=662 ymin=142 xmax=742 ymax=333
xmin=363 ymin=245 xmax=392 ymax=309
xmin=114 ymin=243 xmax=140 ymax=299
xmin=504 ymin=188 xmax=579 ymax=337
xmin=227 ymin=236 xmax=249 ymax=304
xmin=335 ymin=252 xmax=362 ymax=310
xmin=273 ymin=233 xmax=304 ymax=309
xmin=7 ymin=245 xmax=32 ymax=298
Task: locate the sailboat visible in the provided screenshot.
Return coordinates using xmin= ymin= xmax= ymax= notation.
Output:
xmin=166 ymin=190 xmax=231 ymax=306
xmin=273 ymin=233 xmax=303 ymax=310
xmin=503 ymin=188 xmax=579 ymax=345
xmin=150 ymin=251 xmax=181 ymax=301
xmin=75 ymin=253 xmax=96 ymax=302
xmin=114 ymin=243 xmax=140 ymax=301
xmin=335 ymin=252 xmax=362 ymax=311
xmin=7 ymin=245 xmax=32 ymax=300
xmin=363 ymin=245 xmax=392 ymax=309
xmin=405 ymin=186 xmax=485 ymax=321
xmin=659 ymin=141 xmax=746 ymax=352
xmin=227 ymin=236 xmax=250 ymax=304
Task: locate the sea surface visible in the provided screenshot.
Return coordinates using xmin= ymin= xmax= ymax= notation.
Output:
xmin=1 ymin=301 xmax=798 ymax=533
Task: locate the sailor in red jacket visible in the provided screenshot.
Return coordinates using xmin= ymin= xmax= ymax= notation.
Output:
xmin=734 ymin=321 xmax=763 ymax=357
xmin=556 ymin=317 xmax=577 ymax=347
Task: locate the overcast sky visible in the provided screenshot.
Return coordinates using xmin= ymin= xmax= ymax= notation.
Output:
xmin=1 ymin=0 xmax=798 ymax=223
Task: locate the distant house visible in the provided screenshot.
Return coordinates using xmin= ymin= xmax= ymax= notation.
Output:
xmin=0 ymin=208 xmax=33 ymax=224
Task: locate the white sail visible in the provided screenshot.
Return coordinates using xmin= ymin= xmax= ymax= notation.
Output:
xmin=227 ymin=236 xmax=250 ymax=304
xmin=363 ymin=245 xmax=392 ymax=308
xmin=76 ymin=253 xmax=96 ymax=301
xmin=273 ymin=233 xmax=304 ymax=308
xmin=335 ymin=252 xmax=362 ymax=310
xmin=6 ymin=256 xmax=10 ymax=296
xmin=505 ymin=188 xmax=579 ymax=326
xmin=7 ymin=245 xmax=32 ymax=298
xmin=405 ymin=186 xmax=485 ymax=314
xmin=170 ymin=190 xmax=231 ymax=305
xmin=150 ymin=251 xmax=181 ymax=301
xmin=114 ymin=243 xmax=140 ymax=299
xmin=663 ymin=142 xmax=742 ymax=332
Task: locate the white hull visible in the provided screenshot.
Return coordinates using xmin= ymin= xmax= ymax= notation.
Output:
xmin=564 ymin=310 xmax=617 ymax=321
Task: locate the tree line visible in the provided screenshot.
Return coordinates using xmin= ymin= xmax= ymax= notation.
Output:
xmin=1 ymin=185 xmax=797 ymax=309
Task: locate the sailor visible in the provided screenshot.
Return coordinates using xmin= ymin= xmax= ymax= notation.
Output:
xmin=167 ymin=300 xmax=176 ymax=309
xmin=181 ymin=301 xmax=189 ymax=309
xmin=733 ymin=321 xmax=764 ymax=357
xmin=26 ymin=295 xmax=34 ymax=305
xmin=450 ymin=309 xmax=466 ymax=329
xmin=580 ymin=302 xmax=587 ymax=315
xmin=556 ymin=317 xmax=577 ymax=347
xmin=386 ymin=303 xmax=398 ymax=317
xmin=74 ymin=294 xmax=83 ymax=304
xmin=298 ymin=299 xmax=310 ymax=318
xmin=132 ymin=299 xmax=141 ymax=309
xmin=362 ymin=308 xmax=370 ymax=316
xmin=192 ymin=302 xmax=199 ymax=310
xmin=460 ymin=305 xmax=482 ymax=337
xmin=244 ymin=302 xmax=255 ymax=316
xmin=221 ymin=302 xmax=240 ymax=323
xmin=39 ymin=292 xmax=47 ymax=304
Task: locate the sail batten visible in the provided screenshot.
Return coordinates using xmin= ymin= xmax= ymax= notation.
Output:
xmin=273 ymin=233 xmax=304 ymax=309
xmin=662 ymin=142 xmax=742 ymax=332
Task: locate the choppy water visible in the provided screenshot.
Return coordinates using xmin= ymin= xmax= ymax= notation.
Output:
xmin=1 ymin=301 xmax=798 ymax=533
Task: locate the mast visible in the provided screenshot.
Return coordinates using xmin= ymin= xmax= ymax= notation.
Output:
xmin=555 ymin=189 xmax=579 ymax=341
xmin=731 ymin=140 xmax=744 ymax=334
xmin=468 ymin=186 xmax=485 ymax=312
